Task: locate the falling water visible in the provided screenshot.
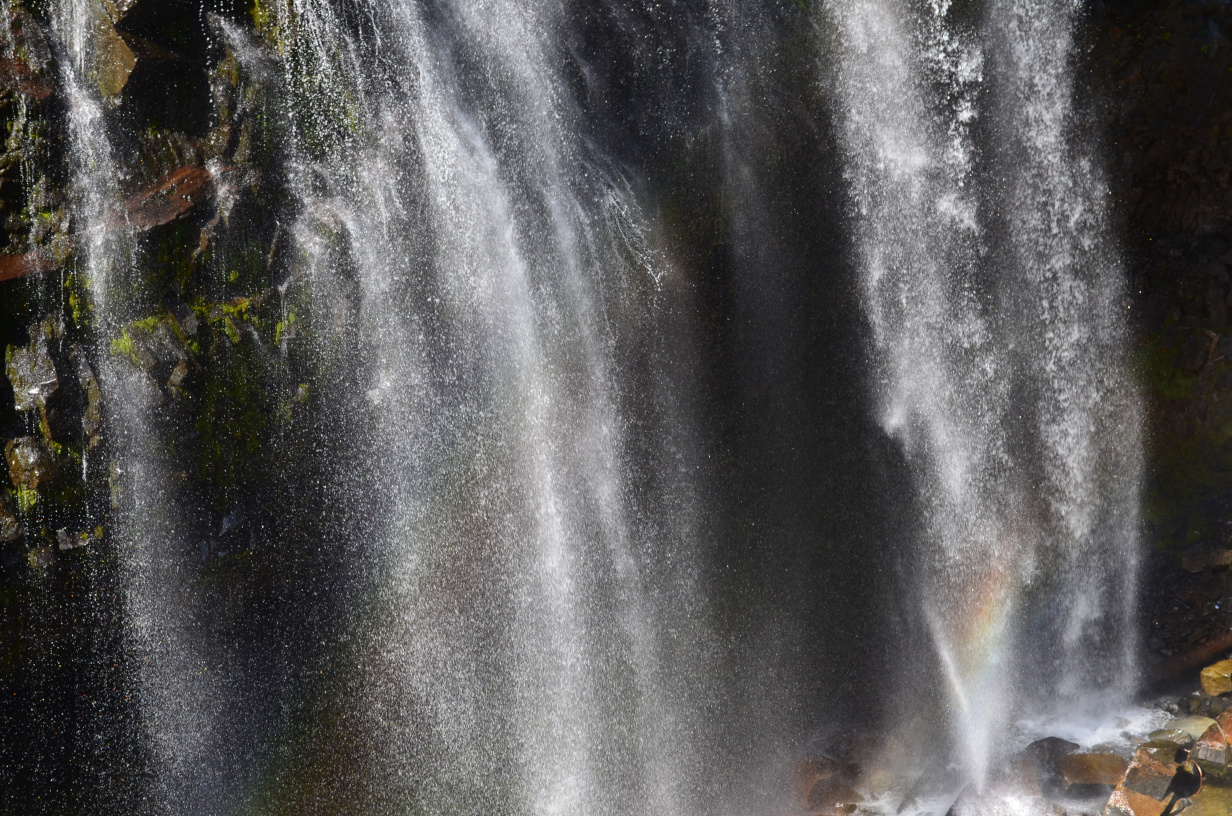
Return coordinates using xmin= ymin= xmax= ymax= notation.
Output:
xmin=18 ymin=0 xmax=1144 ymax=812
xmin=826 ymin=0 xmax=1142 ymax=803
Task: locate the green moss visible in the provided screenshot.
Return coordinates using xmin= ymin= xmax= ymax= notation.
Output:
xmin=274 ymin=310 xmax=296 ymax=345
xmin=15 ymin=485 xmax=37 ymax=512
xmin=109 ymin=326 xmax=140 ymax=366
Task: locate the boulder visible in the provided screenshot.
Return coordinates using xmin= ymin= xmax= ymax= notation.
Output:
xmin=1200 ymin=659 xmax=1232 ymax=697
xmin=5 ymin=437 xmax=56 ymax=491
xmin=93 ymin=13 xmax=137 ymax=98
xmin=6 ymin=329 xmax=58 ymax=413
xmin=1168 ymin=716 xmax=1217 ymax=741
xmin=1148 ymin=729 xmax=1194 ymax=747
xmin=1192 ymin=708 xmax=1232 ymax=769
xmin=1055 ymin=753 xmax=1130 ymax=787
xmin=1103 ymin=745 xmax=1179 ymax=816
xmin=1105 ymin=787 xmax=1170 ymax=816
xmin=1024 ymin=736 xmax=1081 ymax=766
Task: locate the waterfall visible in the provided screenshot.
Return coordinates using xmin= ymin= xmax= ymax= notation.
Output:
xmin=826 ymin=0 xmax=1142 ymax=800
xmin=15 ymin=0 xmax=1144 ymax=812
xmin=238 ymin=1 xmax=719 ymax=811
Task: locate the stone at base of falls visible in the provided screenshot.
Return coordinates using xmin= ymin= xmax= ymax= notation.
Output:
xmin=1167 ymin=716 xmax=1217 ymax=742
xmin=794 ymin=756 xmax=861 ymax=815
xmin=1200 ymin=660 xmax=1232 ymax=696
xmin=1191 ymin=707 xmax=1232 ymax=769
xmin=1055 ymin=754 xmax=1131 ymax=787
xmin=1026 ymin=737 xmax=1082 ymax=765
xmin=1105 ymin=787 xmax=1170 ymax=816
xmin=5 ymin=437 xmax=56 ymax=491
xmin=1103 ymin=745 xmax=1180 ymax=816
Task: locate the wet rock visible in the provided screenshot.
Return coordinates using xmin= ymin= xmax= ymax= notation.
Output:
xmin=93 ymin=13 xmax=137 ymax=98
xmin=1149 ymin=729 xmax=1195 ymax=747
xmin=5 ymin=437 xmax=56 ymax=491
xmin=0 ymin=493 xmax=19 ymax=543
xmin=56 ymin=527 xmax=101 ymax=551
xmin=70 ymin=346 xmax=102 ymax=446
xmin=109 ymin=165 xmax=214 ymax=232
xmin=1200 ymin=659 xmax=1232 ymax=697
xmin=1169 ymin=716 xmax=1218 ymax=742
xmin=1025 ymin=736 xmax=1082 ymax=766
xmin=1191 ymin=708 xmax=1232 ymax=769
xmin=1125 ymin=746 xmax=1179 ymax=799
xmin=26 ymin=545 xmax=53 ymax=572
xmin=0 ymin=56 xmax=53 ymax=100
xmin=1178 ymin=335 xmax=1211 ymax=371
xmin=1181 ymin=783 xmax=1232 ymax=816
xmin=0 ymin=9 xmax=52 ymax=98
xmin=112 ymin=313 xmax=188 ymax=372
xmin=1055 ymin=753 xmax=1130 ymax=787
xmin=167 ymin=359 xmax=187 ymax=397
xmin=5 ymin=326 xmax=58 ymax=414
xmin=1104 ymin=787 xmax=1170 ymax=816
xmin=1183 ymin=545 xmax=1211 ymax=573
xmin=1104 ymin=745 xmax=1179 ymax=816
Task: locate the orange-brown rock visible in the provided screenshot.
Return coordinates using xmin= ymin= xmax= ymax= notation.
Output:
xmin=1103 ymin=745 xmax=1179 ymax=816
xmin=1201 ymin=659 xmax=1232 ymax=697
xmin=110 ymin=165 xmax=214 ymax=232
xmin=0 ymin=55 xmax=52 ymax=99
xmin=1192 ymin=707 xmax=1232 ymax=769
xmin=1104 ymin=786 xmax=1170 ymax=816
xmin=0 ymin=251 xmax=56 ymax=283
xmin=1054 ymin=753 xmax=1129 ymax=787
